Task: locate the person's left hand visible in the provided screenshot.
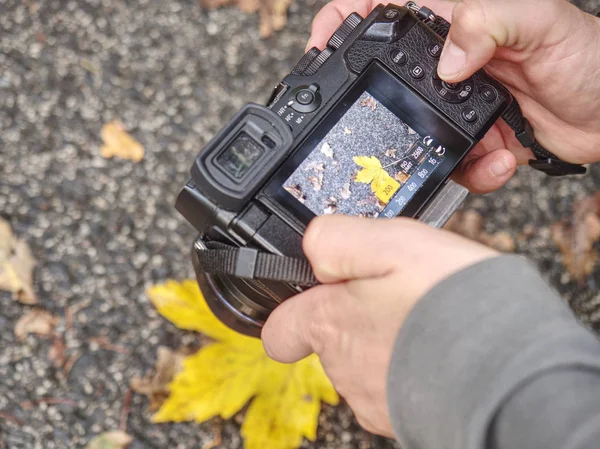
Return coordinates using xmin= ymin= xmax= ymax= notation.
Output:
xmin=261 ymin=215 xmax=497 ymax=436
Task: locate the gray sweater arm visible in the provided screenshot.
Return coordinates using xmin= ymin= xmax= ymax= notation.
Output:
xmin=387 ymin=255 xmax=600 ymax=449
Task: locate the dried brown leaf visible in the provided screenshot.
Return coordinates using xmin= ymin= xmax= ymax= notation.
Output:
xmin=284 ymin=185 xmax=306 ymax=204
xmin=360 ymin=96 xmax=377 ymax=111
xmin=100 ymin=121 xmax=144 ymax=162
xmin=323 ymin=196 xmax=338 ymax=215
xmin=15 ymin=309 xmax=59 ymax=341
xmin=385 ymin=148 xmax=397 ymax=158
xmin=84 ymin=431 xmax=132 ymax=449
xmin=0 ymin=217 xmax=36 ymax=304
xmin=339 ymin=183 xmax=351 ymax=200
xmin=308 ymin=174 xmax=323 ymax=192
xmin=552 ymin=193 xmax=600 ymax=283
xmin=305 ymin=161 xmax=325 ymax=172
xmin=444 ymin=210 xmax=515 ymax=253
xmin=130 ymin=346 xmax=185 ymax=412
xmin=394 ymin=172 xmax=410 ymax=184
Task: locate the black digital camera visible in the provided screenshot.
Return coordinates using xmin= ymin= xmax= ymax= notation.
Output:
xmin=176 ymin=2 xmax=584 ymax=336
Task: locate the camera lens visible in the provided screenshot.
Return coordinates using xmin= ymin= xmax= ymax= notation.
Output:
xmin=192 ymin=240 xmax=299 ymax=337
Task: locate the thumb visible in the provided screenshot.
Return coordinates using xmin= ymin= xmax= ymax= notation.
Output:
xmin=261 ymin=284 xmax=340 ymax=363
xmin=437 ymin=0 xmax=567 ymax=81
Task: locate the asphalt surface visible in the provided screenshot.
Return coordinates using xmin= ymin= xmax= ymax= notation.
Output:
xmin=1 ymin=0 xmax=600 ymax=448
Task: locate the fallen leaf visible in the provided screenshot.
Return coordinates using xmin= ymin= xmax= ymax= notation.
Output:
xmin=84 ymin=431 xmax=132 ymax=449
xmin=339 ymin=183 xmax=351 ymax=200
xmin=0 ymin=217 xmax=36 ymax=304
xmin=199 ymin=0 xmax=292 ymax=38
xmin=344 ymin=127 xmax=352 ymax=135
xmin=385 ymin=148 xmax=397 ymax=158
xmin=284 ymin=185 xmax=306 ymax=204
xmin=394 ymin=172 xmax=410 ymax=184
xmin=444 ymin=210 xmax=516 ymax=253
xmin=305 ymin=161 xmax=325 ymax=172
xmin=100 ymin=121 xmax=144 ymax=162
xmin=552 ymin=193 xmax=600 ymax=283
xmin=147 ymin=280 xmax=338 ymax=449
xmin=308 ymin=174 xmax=323 ymax=192
xmin=130 ymin=346 xmax=186 ymax=412
xmin=323 ymin=196 xmax=338 ymax=215
xmin=320 ymin=142 xmax=333 ymax=159
xmin=445 ymin=210 xmax=482 ymax=241
xmin=360 ymin=96 xmax=377 ymax=111
xmin=353 ymin=156 xmax=388 ymax=191
xmin=15 ymin=309 xmax=59 ymax=341
xmin=353 ymin=156 xmax=400 ymax=203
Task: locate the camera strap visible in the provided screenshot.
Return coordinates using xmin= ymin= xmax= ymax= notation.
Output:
xmin=406 ymin=1 xmax=587 ymax=177
xmin=195 ymin=240 xmax=318 ymax=287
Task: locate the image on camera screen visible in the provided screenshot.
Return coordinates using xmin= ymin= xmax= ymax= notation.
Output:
xmin=283 ymin=91 xmax=445 ymax=218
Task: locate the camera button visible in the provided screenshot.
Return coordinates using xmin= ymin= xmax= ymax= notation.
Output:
xmin=480 ymin=85 xmax=498 ymax=103
xmin=390 ymin=49 xmax=408 ymax=66
xmin=462 ymin=108 xmax=478 ymax=123
xmin=442 ymin=81 xmax=461 ymax=91
xmin=427 ymin=43 xmax=443 ymax=59
xmin=456 ymin=83 xmax=473 ymax=102
xmin=410 ymin=64 xmax=425 ymax=80
xmin=295 ymin=89 xmax=315 ymax=105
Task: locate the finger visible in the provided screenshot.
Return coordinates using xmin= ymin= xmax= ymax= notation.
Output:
xmin=437 ymin=0 xmax=566 ymax=82
xmin=261 ymin=284 xmax=340 ymax=363
xmin=303 ymin=215 xmax=401 ymax=283
xmin=452 ymin=148 xmax=517 ymax=194
xmin=305 ymin=0 xmax=379 ymax=51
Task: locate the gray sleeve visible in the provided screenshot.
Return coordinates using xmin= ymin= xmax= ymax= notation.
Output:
xmin=387 ymin=255 xmax=600 ymax=449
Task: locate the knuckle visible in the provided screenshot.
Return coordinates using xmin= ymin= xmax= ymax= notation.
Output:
xmin=452 ymin=0 xmax=486 ymax=35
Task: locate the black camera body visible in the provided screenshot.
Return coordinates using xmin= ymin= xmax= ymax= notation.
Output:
xmin=176 ymin=3 xmax=512 ymax=336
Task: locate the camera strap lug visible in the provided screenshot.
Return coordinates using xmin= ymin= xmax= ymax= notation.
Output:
xmin=406 ymin=1 xmax=586 ymax=177
xmin=194 ymin=239 xmax=318 ymax=287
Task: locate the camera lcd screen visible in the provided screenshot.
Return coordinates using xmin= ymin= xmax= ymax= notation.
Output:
xmin=216 ymin=132 xmax=264 ymax=179
xmin=282 ymin=92 xmax=445 ymax=218
xmin=264 ymin=62 xmax=473 ymax=225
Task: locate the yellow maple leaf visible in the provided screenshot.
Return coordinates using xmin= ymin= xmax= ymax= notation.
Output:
xmin=353 ymin=156 xmax=400 ymax=204
xmin=147 ymin=280 xmax=339 ymax=449
xmin=100 ymin=120 xmax=144 ymax=162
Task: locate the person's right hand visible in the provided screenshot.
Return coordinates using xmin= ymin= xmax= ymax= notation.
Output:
xmin=306 ymin=0 xmax=600 ymax=193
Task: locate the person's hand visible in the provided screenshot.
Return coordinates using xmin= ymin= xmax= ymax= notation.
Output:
xmin=262 ymin=215 xmax=497 ymax=436
xmin=305 ymin=0 xmax=600 ymax=193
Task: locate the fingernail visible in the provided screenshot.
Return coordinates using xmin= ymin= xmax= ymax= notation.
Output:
xmin=438 ymin=40 xmax=467 ymax=79
xmin=489 ymin=157 xmax=512 ymax=177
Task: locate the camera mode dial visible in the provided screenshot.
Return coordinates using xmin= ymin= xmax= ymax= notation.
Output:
xmin=327 ymin=13 xmax=363 ymax=50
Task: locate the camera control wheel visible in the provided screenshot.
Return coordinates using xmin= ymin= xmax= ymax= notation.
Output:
xmin=432 ymin=75 xmax=474 ymax=103
xmin=327 ymin=12 xmax=363 ymax=50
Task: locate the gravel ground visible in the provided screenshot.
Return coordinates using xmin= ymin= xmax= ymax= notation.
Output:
xmin=1 ymin=0 xmax=600 ymax=448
